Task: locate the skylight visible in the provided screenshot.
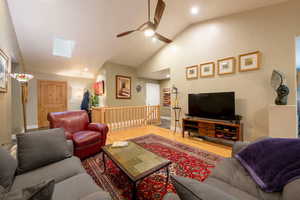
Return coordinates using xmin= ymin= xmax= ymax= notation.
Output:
xmin=53 ymin=37 xmax=75 ymax=58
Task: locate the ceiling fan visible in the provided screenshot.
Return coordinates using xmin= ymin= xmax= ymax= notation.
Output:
xmin=116 ymin=0 xmax=172 ymax=43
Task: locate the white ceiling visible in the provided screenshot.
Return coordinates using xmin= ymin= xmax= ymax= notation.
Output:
xmin=8 ymin=0 xmax=287 ymax=79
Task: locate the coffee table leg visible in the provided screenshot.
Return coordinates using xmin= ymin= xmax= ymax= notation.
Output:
xmin=102 ymin=151 xmax=106 ymax=174
xmin=165 ymin=165 xmax=170 ymax=190
xmin=132 ymin=181 xmax=137 ymax=200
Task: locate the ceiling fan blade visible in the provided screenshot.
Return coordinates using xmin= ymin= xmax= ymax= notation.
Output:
xmin=137 ymin=22 xmax=149 ymax=31
xmin=116 ymin=30 xmax=136 ymax=38
xmin=154 ymin=0 xmax=166 ymax=29
xmin=155 ymin=33 xmax=172 ymax=43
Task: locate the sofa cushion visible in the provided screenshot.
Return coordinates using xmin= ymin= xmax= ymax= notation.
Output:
xmin=52 ymin=173 xmax=105 ymax=200
xmin=171 ymin=175 xmax=238 ymax=200
xmin=5 ymin=179 xmax=55 ymax=200
xmin=282 ymin=178 xmax=300 ymax=200
xmin=163 ymin=193 xmax=181 ymax=200
xmin=73 ymin=131 xmax=101 ymax=147
xmin=208 ymin=158 xmax=281 ymax=200
xmin=12 ymin=156 xmax=85 ymax=191
xmin=0 ymin=147 xmax=17 ymax=191
xmin=80 ymin=191 xmax=112 ymax=200
xmin=17 ymin=128 xmax=72 ymax=174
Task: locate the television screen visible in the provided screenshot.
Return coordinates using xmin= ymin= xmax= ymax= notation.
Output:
xmin=188 ymin=92 xmax=235 ymax=120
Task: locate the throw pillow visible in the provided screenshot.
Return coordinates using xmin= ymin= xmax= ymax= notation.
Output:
xmin=171 ymin=175 xmax=238 ymax=200
xmin=17 ymin=128 xmax=71 ymax=174
xmin=0 ymin=147 xmax=17 ymax=191
xmin=5 ymin=179 xmax=55 ymax=200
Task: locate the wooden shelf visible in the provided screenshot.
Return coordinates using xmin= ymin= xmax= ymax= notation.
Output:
xmin=182 ymin=117 xmax=243 ymax=142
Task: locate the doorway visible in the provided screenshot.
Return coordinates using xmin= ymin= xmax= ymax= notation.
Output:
xmin=38 ymin=80 xmax=67 ymax=128
xmin=146 ymin=83 xmax=160 ymax=106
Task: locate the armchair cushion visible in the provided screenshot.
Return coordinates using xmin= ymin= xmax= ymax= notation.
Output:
xmin=17 ymin=128 xmax=71 ymax=174
xmin=87 ymin=123 xmax=108 ymax=133
xmin=73 ymin=131 xmax=101 ymax=148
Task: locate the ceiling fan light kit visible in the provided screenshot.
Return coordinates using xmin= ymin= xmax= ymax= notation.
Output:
xmin=144 ymin=28 xmax=155 ymax=37
xmin=116 ymin=0 xmax=172 ymax=43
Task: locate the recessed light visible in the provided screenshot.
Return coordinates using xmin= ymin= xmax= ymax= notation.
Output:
xmin=166 ymin=74 xmax=170 ymax=78
xmin=190 ymin=6 xmax=199 ymax=15
xmin=83 ymin=68 xmax=88 ymax=72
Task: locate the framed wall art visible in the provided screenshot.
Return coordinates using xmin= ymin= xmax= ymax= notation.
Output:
xmin=93 ymin=80 xmax=105 ymax=96
xmin=163 ymin=88 xmax=171 ymax=107
xmin=0 ymin=49 xmax=9 ymax=93
xmin=218 ymin=57 xmax=236 ymax=75
xmin=116 ymin=75 xmax=131 ymax=99
xmin=200 ymin=62 xmax=215 ymax=78
xmin=239 ymin=51 xmax=261 ymax=72
xmin=186 ymin=65 xmax=198 ymax=80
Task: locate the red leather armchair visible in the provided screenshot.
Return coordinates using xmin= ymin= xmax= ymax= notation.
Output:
xmin=47 ymin=110 xmax=109 ymax=159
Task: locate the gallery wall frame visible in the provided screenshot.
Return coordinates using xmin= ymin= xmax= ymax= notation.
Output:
xmin=200 ymin=62 xmax=215 ymax=78
xmin=239 ymin=51 xmax=261 ymax=72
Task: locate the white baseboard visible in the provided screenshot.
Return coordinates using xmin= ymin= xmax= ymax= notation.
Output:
xmin=27 ymin=125 xmax=38 ymax=130
xmin=161 ymin=116 xmax=171 ymax=120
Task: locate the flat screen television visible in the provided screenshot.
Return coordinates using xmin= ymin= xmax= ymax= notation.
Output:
xmin=188 ymin=92 xmax=235 ymax=120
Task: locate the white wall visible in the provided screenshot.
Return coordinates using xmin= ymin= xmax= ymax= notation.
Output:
xmin=26 ymin=72 xmax=94 ymax=128
xmin=138 ymin=0 xmax=300 ymax=141
xmin=0 ymin=0 xmax=24 ymax=144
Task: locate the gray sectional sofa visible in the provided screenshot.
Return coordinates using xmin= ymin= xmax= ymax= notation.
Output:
xmin=163 ymin=140 xmax=299 ymax=200
xmin=11 ymin=145 xmax=111 ymax=200
xmin=0 ymin=130 xmax=111 ymax=200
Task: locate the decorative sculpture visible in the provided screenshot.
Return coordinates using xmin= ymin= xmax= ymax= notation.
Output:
xmin=271 ymin=70 xmax=289 ymax=105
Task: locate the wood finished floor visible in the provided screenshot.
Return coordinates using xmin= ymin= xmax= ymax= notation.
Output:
xmin=107 ymin=125 xmax=232 ymax=158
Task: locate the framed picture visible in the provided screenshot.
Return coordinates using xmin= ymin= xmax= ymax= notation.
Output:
xmin=116 ymin=75 xmax=131 ymax=99
xmin=163 ymin=88 xmax=171 ymax=107
xmin=93 ymin=80 xmax=105 ymax=96
xmin=0 ymin=49 xmax=9 ymax=93
xmin=218 ymin=57 xmax=236 ymax=75
xmin=186 ymin=65 xmax=198 ymax=80
xmin=200 ymin=62 xmax=215 ymax=78
xmin=239 ymin=51 xmax=260 ymax=72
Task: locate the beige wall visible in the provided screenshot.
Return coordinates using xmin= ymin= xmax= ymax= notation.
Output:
xmin=96 ymin=62 xmax=158 ymax=107
xmin=0 ymin=0 xmax=23 ymax=144
xmin=159 ymin=79 xmax=171 ymax=117
xmin=138 ymin=0 xmax=300 ymax=141
xmin=26 ymin=72 xmax=94 ymax=128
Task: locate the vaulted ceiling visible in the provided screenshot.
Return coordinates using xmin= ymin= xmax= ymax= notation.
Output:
xmin=8 ymin=0 xmax=287 ymax=79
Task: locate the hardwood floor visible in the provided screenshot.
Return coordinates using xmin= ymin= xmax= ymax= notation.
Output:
xmin=107 ymin=125 xmax=232 ymax=157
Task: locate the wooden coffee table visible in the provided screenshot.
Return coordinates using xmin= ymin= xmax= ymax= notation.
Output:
xmin=101 ymin=141 xmax=171 ymax=200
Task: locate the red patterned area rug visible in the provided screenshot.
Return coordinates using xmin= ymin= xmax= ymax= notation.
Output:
xmin=82 ymin=134 xmax=223 ymax=200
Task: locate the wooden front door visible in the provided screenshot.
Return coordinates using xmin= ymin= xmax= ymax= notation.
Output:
xmin=38 ymin=80 xmax=68 ymax=128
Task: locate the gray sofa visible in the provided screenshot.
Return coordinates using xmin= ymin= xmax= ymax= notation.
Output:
xmin=163 ymin=141 xmax=299 ymax=200
xmin=1 ymin=140 xmax=111 ymax=200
